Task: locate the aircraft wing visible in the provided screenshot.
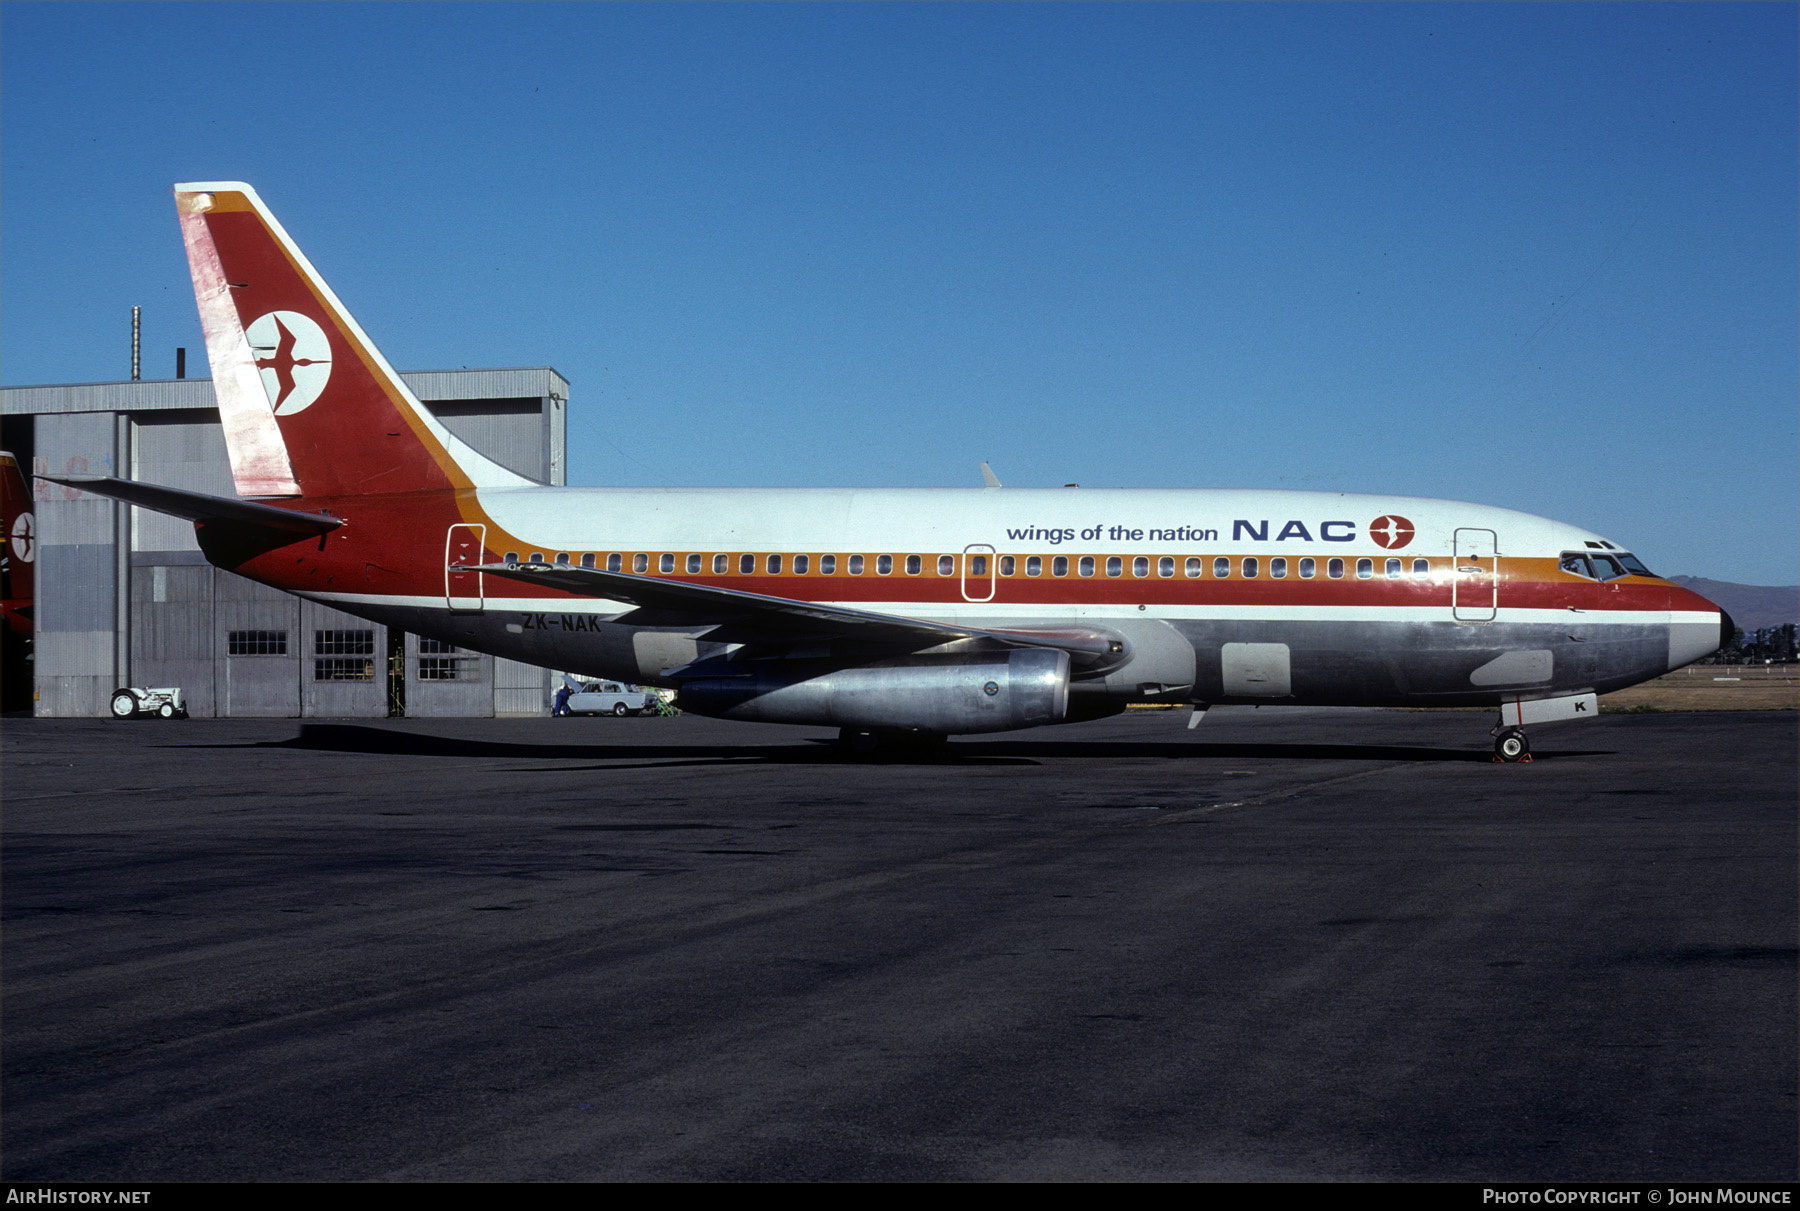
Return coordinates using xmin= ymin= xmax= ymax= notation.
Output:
xmin=467 ymin=561 xmax=1123 ymax=665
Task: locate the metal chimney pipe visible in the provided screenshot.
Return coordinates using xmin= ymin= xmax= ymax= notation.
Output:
xmin=131 ymin=306 xmax=141 ymax=381
xmin=176 ymin=347 xmax=186 ymax=379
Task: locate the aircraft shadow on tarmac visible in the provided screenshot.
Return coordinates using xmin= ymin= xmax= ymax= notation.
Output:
xmin=179 ymin=724 xmax=1612 ymax=766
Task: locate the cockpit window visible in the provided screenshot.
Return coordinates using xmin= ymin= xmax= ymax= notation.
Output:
xmin=1559 ymin=552 xmax=1592 ymax=578
xmin=1616 ymin=552 xmax=1653 ymax=577
xmin=1563 ymin=550 xmax=1646 ymax=581
xmin=1590 ymin=554 xmax=1628 ymax=582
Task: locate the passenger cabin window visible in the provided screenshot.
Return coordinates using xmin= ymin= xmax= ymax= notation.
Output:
xmin=998 ymin=556 xmax=1013 ymax=576
xmin=503 ymin=551 xmax=519 ymax=565
xmin=555 ymin=552 xmax=570 ymax=566
xmin=1106 ymin=557 xmax=1123 ymax=577
xmin=1328 ymin=558 xmax=1344 ymax=579
xmin=1214 ymin=557 xmax=1230 ymax=578
xmin=529 ymin=552 xmax=545 ymax=564
xmin=1386 ymin=558 xmax=1401 ymax=578
xmin=633 ymin=554 xmax=648 ymax=573
xmin=794 ymin=554 xmax=809 ymax=574
xmin=1357 ymin=558 xmax=1373 ymax=579
xmin=660 ymin=554 xmax=675 ymax=574
xmin=686 ymin=554 xmax=702 ymax=574
xmin=607 ymin=554 xmax=622 ymax=572
xmin=1412 ymin=559 xmax=1428 ymax=576
xmin=581 ymin=553 xmax=596 ymax=569
xmin=1159 ymin=557 xmax=1174 ymax=578
xmin=713 ymin=554 xmax=728 ymax=574
xmin=767 ymin=554 xmax=783 ymax=575
xmin=906 ymin=555 xmax=922 ymax=575
xmin=1132 ymin=557 xmax=1149 ymax=577
xmin=1052 ymin=556 xmax=1068 ymax=576
xmin=1186 ymin=557 xmax=1202 ymax=578
xmin=820 ymin=555 xmax=837 ymax=575
xmin=937 ymin=555 xmax=954 ymax=576
xmin=877 ymin=555 xmax=893 ymax=575
xmin=1027 ymin=556 xmax=1043 ymax=576
xmin=1078 ymin=556 xmax=1096 ymax=577
xmin=1270 ymin=557 xmax=1287 ymax=579
xmin=1242 ymin=557 xmax=1258 ymax=578
xmin=740 ymin=553 xmax=755 ymax=575
xmin=1299 ymin=557 xmax=1315 ymax=579
xmin=850 ymin=554 xmax=865 ymax=575
xmin=970 ymin=555 xmax=989 ymax=576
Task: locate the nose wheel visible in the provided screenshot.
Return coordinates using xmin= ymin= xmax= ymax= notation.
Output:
xmin=1493 ymin=727 xmax=1531 ymax=763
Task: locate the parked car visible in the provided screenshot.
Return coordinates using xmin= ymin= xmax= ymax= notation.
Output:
xmin=564 ymin=681 xmax=658 ymax=717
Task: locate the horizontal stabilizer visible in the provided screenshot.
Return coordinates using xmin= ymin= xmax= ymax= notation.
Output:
xmin=40 ymin=475 xmax=342 ymax=536
xmin=466 ymin=561 xmax=1123 ymax=666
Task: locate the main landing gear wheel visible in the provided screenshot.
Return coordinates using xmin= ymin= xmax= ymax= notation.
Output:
xmin=612 ymin=702 xmax=631 ymax=717
xmin=1494 ymin=727 xmax=1531 ymax=763
xmin=110 ymin=690 xmax=139 ymax=719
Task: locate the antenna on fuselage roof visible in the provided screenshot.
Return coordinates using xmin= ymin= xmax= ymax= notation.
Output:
xmin=980 ymin=461 xmax=1002 ymax=489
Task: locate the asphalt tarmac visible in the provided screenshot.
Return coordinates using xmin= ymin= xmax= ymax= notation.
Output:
xmin=3 ymin=707 xmax=1794 ymax=1181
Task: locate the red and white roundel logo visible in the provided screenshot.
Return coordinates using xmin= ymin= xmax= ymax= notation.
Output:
xmin=1369 ymin=514 xmax=1415 ymax=549
xmin=10 ymin=510 xmax=34 ymax=563
xmin=247 ymin=311 xmax=332 ymax=416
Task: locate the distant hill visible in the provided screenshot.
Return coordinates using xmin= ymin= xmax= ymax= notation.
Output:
xmin=1669 ymin=577 xmax=1799 ymax=634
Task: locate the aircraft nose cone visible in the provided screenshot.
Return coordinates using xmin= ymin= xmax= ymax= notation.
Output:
xmin=1666 ymin=590 xmax=1733 ymax=672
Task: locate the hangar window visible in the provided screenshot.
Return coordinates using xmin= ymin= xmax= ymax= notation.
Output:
xmin=1413 ymin=559 xmax=1429 ymax=576
xmin=794 ymin=554 xmax=810 ymax=575
xmin=850 ymin=555 xmax=865 ymax=575
xmin=633 ymin=554 xmax=648 ymax=574
xmin=607 ymin=553 xmax=622 ymax=572
xmin=999 ymin=556 xmax=1014 ymax=576
xmin=419 ymin=638 xmax=478 ymax=681
xmin=938 ymin=555 xmax=954 ymax=576
xmin=713 ymin=554 xmax=728 ymax=574
xmin=228 ymin=630 xmax=286 ymax=656
xmin=1106 ymin=557 xmax=1123 ymax=577
xmin=740 ymin=553 xmax=755 ymax=575
xmin=1386 ymin=558 xmax=1402 ymax=578
xmin=1213 ymin=557 xmax=1230 ymax=578
xmin=767 ymin=554 xmax=783 ymax=575
xmin=1299 ymin=558 xmax=1315 ymax=579
xmin=877 ymin=555 xmax=893 ymax=575
xmin=1271 ymin=558 xmax=1287 ymax=579
xmin=1159 ymin=557 xmax=1174 ymax=578
xmin=581 ymin=553 xmax=596 ymax=569
xmin=1328 ymin=558 xmax=1344 ymax=579
xmin=820 ymin=555 xmax=837 ymax=575
xmin=1027 ymin=556 xmax=1043 ymax=576
xmin=660 ymin=554 xmax=675 ymax=574
xmin=1186 ymin=557 xmax=1202 ymax=578
xmin=1357 ymin=558 xmax=1373 ymax=579
xmin=1052 ymin=556 xmax=1069 ymax=576
xmin=313 ymin=630 xmax=375 ymax=681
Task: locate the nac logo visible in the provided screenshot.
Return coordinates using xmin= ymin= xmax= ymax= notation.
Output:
xmin=247 ymin=311 xmax=332 ymax=416
xmin=1369 ymin=514 xmax=1415 ymax=550
xmin=10 ymin=510 xmax=34 ymax=563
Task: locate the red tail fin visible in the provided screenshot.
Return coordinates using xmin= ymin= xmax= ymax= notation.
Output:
xmin=175 ymin=183 xmax=530 ymax=499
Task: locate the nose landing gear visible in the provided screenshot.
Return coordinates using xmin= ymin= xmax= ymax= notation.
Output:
xmin=1492 ymin=726 xmax=1531 ymax=763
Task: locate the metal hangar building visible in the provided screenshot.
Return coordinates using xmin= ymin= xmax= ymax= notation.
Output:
xmin=1 ymin=368 xmax=569 ymax=718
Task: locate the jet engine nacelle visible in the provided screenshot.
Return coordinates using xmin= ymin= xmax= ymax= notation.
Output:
xmin=675 ymin=648 xmax=1071 ymax=734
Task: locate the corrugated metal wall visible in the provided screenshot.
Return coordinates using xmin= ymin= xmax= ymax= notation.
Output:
xmin=8 ymin=369 xmax=568 ymax=718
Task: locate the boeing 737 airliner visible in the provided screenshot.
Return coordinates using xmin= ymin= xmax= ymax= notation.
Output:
xmin=47 ymin=183 xmax=1732 ymax=759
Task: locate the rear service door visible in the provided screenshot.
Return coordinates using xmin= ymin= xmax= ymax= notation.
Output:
xmin=1453 ymin=527 xmax=1497 ymax=622
xmin=446 ymin=524 xmax=486 ymax=612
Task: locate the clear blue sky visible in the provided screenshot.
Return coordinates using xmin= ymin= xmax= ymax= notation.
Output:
xmin=4 ymin=2 xmax=1794 ymax=584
